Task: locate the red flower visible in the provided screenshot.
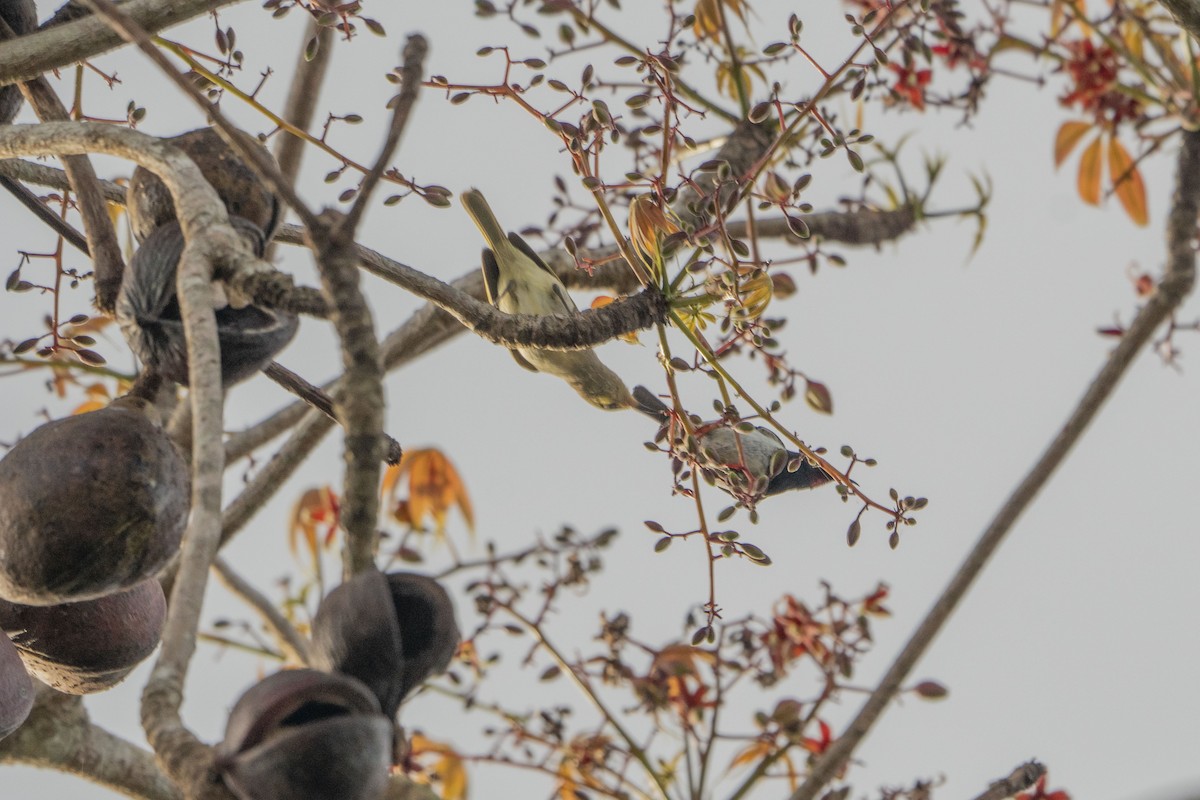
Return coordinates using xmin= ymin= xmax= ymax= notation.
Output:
xmin=801 ymin=719 xmax=835 ymax=755
xmin=1058 ymin=38 xmax=1141 ymax=125
xmin=763 ymin=595 xmax=831 ymax=674
xmin=889 ymin=63 xmax=932 ymax=111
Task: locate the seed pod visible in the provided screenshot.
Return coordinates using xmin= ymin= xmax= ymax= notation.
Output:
xmin=0 ymin=397 xmax=189 ymax=605
xmin=311 ymin=569 xmax=460 ymax=719
xmin=127 ymin=127 xmax=281 ymax=248
xmin=0 ymin=579 xmax=166 ymax=694
xmin=0 ymin=633 xmax=32 ymax=741
xmin=0 ymin=0 xmax=37 ymax=125
xmin=116 ymin=220 xmax=299 ymax=385
xmin=217 ymin=668 xmax=392 ymax=800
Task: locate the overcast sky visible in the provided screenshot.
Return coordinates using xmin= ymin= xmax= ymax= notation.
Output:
xmin=2 ymin=2 xmax=1199 ymax=800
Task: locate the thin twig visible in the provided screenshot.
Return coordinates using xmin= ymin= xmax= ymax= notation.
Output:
xmin=267 ymin=19 xmax=333 ymax=261
xmin=0 ymin=174 xmax=90 ymax=252
xmin=344 ymin=35 xmax=427 ymax=231
xmin=79 ymin=0 xmax=322 ymax=234
xmin=212 ymin=556 xmax=311 ymax=664
xmin=263 ymin=360 xmax=402 ymax=464
xmin=788 ymin=131 xmax=1200 ymax=800
xmin=273 ymin=21 xmax=333 ymax=189
xmin=220 ymin=408 xmax=336 ymax=550
xmin=0 ymin=14 xmax=125 ymax=312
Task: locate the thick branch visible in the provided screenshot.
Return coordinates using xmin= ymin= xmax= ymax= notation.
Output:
xmin=139 ymin=196 xmax=231 ymax=799
xmin=0 ymin=687 xmax=181 ymax=800
xmin=310 ymin=214 xmax=385 ymax=576
xmin=311 ymin=36 xmax=432 ymax=576
xmin=674 ymin=119 xmax=774 ymax=231
xmin=0 ymin=0 xmax=245 ymax=85
xmin=789 ymin=131 xmax=1200 ymax=800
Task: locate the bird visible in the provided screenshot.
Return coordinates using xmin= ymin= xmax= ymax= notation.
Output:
xmin=633 ymin=385 xmax=833 ymax=502
xmin=460 ymin=188 xmax=634 ymax=411
xmin=116 ymin=127 xmax=296 ymax=386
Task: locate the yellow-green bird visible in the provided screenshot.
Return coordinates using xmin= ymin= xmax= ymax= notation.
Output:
xmin=461 ymin=189 xmax=634 ymax=411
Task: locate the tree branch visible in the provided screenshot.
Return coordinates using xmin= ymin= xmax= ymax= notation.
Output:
xmin=0 ymin=17 xmax=125 ymax=312
xmin=212 ymin=556 xmax=310 ymax=665
xmin=967 ymin=760 xmax=1047 ymax=800
xmin=267 ymin=19 xmax=333 ymax=262
xmin=0 ymin=0 xmax=246 ymax=86
xmin=0 ymin=686 xmax=181 ymax=800
xmin=788 ymin=131 xmax=1200 ymax=800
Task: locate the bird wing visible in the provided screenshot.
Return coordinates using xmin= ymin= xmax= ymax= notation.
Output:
xmin=507 ymin=232 xmax=577 ymax=314
xmin=481 ymin=248 xmax=501 ymax=306
xmin=483 ymin=247 xmax=544 ymax=373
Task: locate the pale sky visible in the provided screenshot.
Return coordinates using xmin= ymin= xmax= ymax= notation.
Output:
xmin=2 ymin=3 xmax=1198 ymax=800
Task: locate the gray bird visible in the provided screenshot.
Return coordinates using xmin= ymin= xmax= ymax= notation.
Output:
xmin=461 ymin=189 xmax=634 ymax=411
xmin=633 ymin=385 xmax=832 ymax=502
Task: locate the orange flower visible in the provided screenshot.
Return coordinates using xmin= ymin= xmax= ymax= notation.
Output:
xmin=288 ymin=485 xmax=341 ymax=561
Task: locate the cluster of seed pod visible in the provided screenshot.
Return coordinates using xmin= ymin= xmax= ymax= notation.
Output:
xmin=0 ymin=397 xmax=189 ymax=736
xmin=0 ymin=126 xmax=295 ymax=739
xmin=217 ymin=569 xmax=461 ymax=800
xmin=117 ymin=127 xmax=298 ymax=386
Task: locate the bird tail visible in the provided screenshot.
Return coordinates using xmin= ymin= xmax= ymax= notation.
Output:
xmin=632 ymin=385 xmax=671 ymax=420
xmin=461 ymin=189 xmax=512 ymax=255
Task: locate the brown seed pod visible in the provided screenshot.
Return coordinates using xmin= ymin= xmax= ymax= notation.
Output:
xmin=0 ymin=632 xmax=33 ymax=741
xmin=116 ymin=220 xmax=299 ymax=385
xmin=0 ymin=397 xmax=189 ymax=605
xmin=311 ymin=569 xmax=460 ymax=719
xmin=0 ymin=579 xmax=166 ymax=694
xmin=217 ymin=668 xmax=392 ymax=800
xmin=126 ymin=127 xmax=281 ymax=248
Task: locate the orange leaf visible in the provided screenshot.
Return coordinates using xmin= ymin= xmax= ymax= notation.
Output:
xmin=71 ymin=399 xmax=108 ymax=416
xmin=1107 ymin=137 xmax=1149 ymax=226
xmin=1076 ymin=135 xmax=1103 ymax=206
xmin=592 ymin=296 xmax=640 ymax=344
xmin=382 ymin=448 xmax=475 ymax=535
xmin=1054 ymin=120 xmax=1092 ymax=168
xmin=728 ymin=740 xmax=773 ymax=772
xmin=693 ymin=0 xmax=721 ymax=39
xmin=408 ymin=735 xmax=469 ymax=800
